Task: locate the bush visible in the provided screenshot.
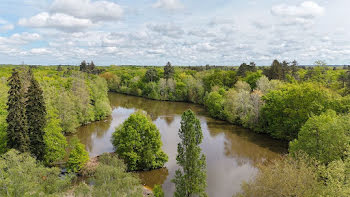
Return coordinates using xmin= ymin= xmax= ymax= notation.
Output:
xmin=112 ymin=111 xmax=168 ymax=171
xmin=75 ymin=153 xmax=143 ymax=197
xmin=0 ymin=149 xmax=72 ymax=196
xmin=153 ymin=184 xmax=164 ymax=197
xmin=67 ymin=137 xmax=89 ymax=173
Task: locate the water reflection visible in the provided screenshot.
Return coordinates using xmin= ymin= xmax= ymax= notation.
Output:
xmin=75 ymin=93 xmax=287 ymax=197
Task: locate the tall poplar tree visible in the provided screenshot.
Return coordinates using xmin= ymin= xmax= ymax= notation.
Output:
xmin=172 ymin=110 xmax=207 ymax=197
xmin=26 ymin=70 xmax=47 ymax=160
xmin=6 ymin=69 xmax=30 ymax=152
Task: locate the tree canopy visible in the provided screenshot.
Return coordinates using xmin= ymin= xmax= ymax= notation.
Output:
xmin=112 ymin=111 xmax=168 ymax=171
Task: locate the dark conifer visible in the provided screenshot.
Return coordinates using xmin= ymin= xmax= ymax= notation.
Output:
xmin=26 ymin=70 xmax=47 ymax=160
xmin=6 ymin=69 xmax=30 ymax=152
xmin=164 ymin=62 xmax=175 ymax=80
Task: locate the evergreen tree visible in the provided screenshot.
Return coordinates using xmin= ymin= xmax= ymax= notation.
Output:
xmin=172 ymin=110 xmax=207 ymax=197
xmin=267 ymin=59 xmax=283 ymax=80
xmin=291 ymin=60 xmax=299 ymax=80
xmin=281 ymin=60 xmax=289 ymax=80
xmin=237 ymin=63 xmax=249 ymax=77
xmin=6 ymin=69 xmax=30 ymax=152
xmin=249 ymin=62 xmax=257 ymax=72
xmin=26 ymin=70 xmax=47 ymax=160
xmin=237 ymin=62 xmax=257 ymax=77
xmin=89 ymin=61 xmax=95 ymax=72
xmin=164 ymin=62 xmax=175 ymax=80
xmin=80 ymin=60 xmax=87 ymax=72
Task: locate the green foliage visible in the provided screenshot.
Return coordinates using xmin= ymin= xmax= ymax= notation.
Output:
xmin=203 ymin=69 xmax=237 ymax=91
xmin=236 ymin=152 xmax=350 ymax=197
xmin=43 ymin=107 xmax=67 ymax=166
xmin=144 ymin=68 xmax=160 ymax=82
xmin=223 ymin=83 xmax=264 ymax=129
xmin=243 ymin=71 xmax=262 ymax=89
xmin=75 ymin=153 xmax=143 ymax=197
xmin=0 ymin=81 xmax=8 ymax=154
xmin=289 ymin=110 xmax=350 ymax=164
xmin=173 ymin=110 xmax=207 ymax=197
xmin=261 ymin=83 xmax=336 ymax=140
xmin=237 ymin=62 xmax=257 ymax=77
xmin=318 ymin=157 xmax=350 ymax=196
xmin=153 ymin=184 xmax=164 ymax=197
xmin=235 ymin=154 xmax=323 ymax=197
xmin=112 ymin=111 xmax=168 ymax=171
xmin=204 ymin=90 xmax=226 ymax=120
xmin=6 ymin=69 xmax=30 ymax=152
xmin=89 ymin=76 xmax=112 ymax=121
xmin=67 ymin=137 xmax=89 ymax=173
xmin=99 ymin=72 xmax=121 ymax=92
xmin=25 ymin=70 xmax=47 ymax=160
xmin=265 ymin=59 xmax=283 ymax=80
xmin=0 ymin=149 xmax=72 ymax=196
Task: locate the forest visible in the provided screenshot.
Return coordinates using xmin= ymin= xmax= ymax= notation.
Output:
xmin=0 ymin=60 xmax=350 ymax=196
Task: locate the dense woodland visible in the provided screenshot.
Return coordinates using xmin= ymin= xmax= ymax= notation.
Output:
xmin=0 ymin=60 xmax=350 ymax=196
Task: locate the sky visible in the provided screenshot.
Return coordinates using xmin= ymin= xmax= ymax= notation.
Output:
xmin=0 ymin=0 xmax=349 ymax=66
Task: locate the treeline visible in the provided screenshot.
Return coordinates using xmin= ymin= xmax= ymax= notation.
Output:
xmin=101 ymin=60 xmax=350 ymax=140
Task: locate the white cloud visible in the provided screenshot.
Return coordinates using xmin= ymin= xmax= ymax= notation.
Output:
xmin=18 ymin=12 xmax=93 ymax=32
xmin=50 ymin=0 xmax=123 ymax=22
xmin=0 ymin=18 xmax=14 ymax=32
xmin=271 ymin=1 xmax=324 ymax=19
xmin=29 ymin=48 xmax=51 ymax=55
xmin=0 ymin=24 xmax=14 ymax=32
xmin=147 ymin=23 xmax=185 ymax=38
xmin=153 ymin=0 xmax=184 ymax=10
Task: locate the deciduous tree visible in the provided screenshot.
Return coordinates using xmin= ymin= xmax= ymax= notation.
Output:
xmin=112 ymin=111 xmax=168 ymax=171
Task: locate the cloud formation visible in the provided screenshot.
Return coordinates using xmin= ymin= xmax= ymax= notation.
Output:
xmin=153 ymin=0 xmax=184 ymax=10
xmin=50 ymin=0 xmax=123 ymax=22
xmin=1 ymin=0 xmax=350 ymax=65
xmin=271 ymin=1 xmax=324 ymax=18
xmin=18 ymin=12 xmax=93 ymax=32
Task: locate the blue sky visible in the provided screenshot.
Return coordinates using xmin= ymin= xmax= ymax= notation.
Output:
xmin=0 ymin=0 xmax=349 ymax=65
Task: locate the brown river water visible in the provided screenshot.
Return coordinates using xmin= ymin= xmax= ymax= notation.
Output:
xmin=75 ymin=93 xmax=287 ymax=197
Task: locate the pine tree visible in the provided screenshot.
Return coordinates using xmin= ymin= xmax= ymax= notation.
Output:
xmin=26 ymin=70 xmax=47 ymax=160
xmin=172 ymin=110 xmax=207 ymax=197
xmin=164 ymin=62 xmax=175 ymax=80
xmin=6 ymin=69 xmax=30 ymax=152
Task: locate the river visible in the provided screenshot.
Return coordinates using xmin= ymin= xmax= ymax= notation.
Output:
xmin=75 ymin=93 xmax=286 ymax=197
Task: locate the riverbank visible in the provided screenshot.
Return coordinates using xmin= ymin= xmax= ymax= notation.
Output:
xmin=74 ymin=92 xmax=286 ymax=196
xmin=108 ymin=90 xmax=289 ymax=146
